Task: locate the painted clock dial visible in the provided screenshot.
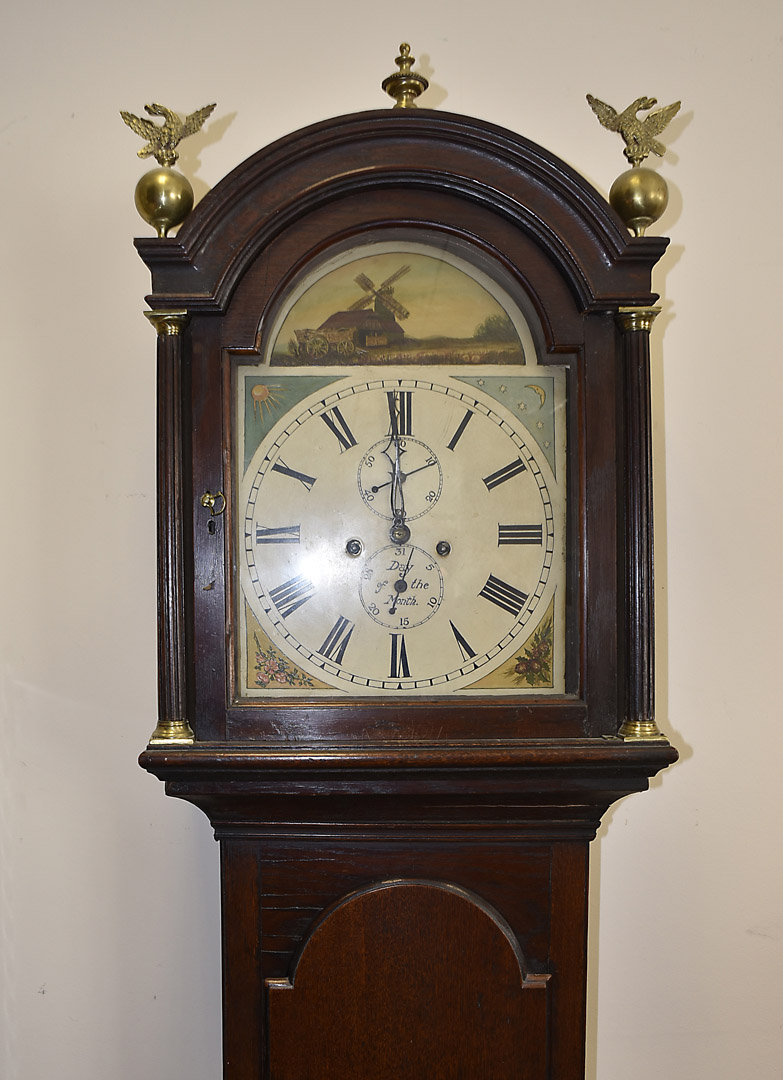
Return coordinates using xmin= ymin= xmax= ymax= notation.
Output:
xmin=234 ymin=239 xmax=567 ymax=699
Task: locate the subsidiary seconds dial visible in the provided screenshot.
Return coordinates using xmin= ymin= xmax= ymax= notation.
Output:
xmin=239 ymin=373 xmax=563 ymax=695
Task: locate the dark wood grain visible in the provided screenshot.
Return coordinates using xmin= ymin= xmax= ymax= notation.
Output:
xmin=220 ymin=844 xmax=263 ymax=1080
xmin=267 ymin=881 xmax=549 ymax=1080
xmin=141 ymin=736 xmax=675 ymax=1079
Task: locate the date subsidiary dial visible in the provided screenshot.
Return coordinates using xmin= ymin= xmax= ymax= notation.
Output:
xmin=359 ymin=544 xmax=444 ymax=629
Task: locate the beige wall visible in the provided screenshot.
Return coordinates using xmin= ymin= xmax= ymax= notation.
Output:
xmin=2 ymin=3 xmax=781 ymax=1077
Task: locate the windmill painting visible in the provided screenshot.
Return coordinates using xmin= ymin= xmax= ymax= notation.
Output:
xmin=295 ymin=266 xmax=411 ymax=358
xmin=269 ymin=249 xmax=529 ymax=366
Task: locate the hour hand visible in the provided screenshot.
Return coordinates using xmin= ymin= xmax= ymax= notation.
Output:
xmin=388 ymin=546 xmax=415 ymax=615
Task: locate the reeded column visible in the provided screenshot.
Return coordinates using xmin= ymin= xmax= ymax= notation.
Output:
xmin=616 ymin=307 xmax=666 ymax=741
xmin=145 ymin=311 xmax=194 ymax=745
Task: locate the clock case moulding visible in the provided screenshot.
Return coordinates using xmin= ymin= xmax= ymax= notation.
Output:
xmin=136 ymin=106 xmax=677 ymax=1080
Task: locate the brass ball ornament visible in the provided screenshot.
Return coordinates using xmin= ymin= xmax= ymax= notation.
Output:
xmin=609 ymin=166 xmax=669 ymax=238
xmin=134 ymin=166 xmax=194 ymax=238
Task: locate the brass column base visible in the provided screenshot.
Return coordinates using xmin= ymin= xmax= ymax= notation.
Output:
xmin=148 ymin=719 xmax=195 ymax=745
xmin=616 ymin=718 xmax=669 ymax=742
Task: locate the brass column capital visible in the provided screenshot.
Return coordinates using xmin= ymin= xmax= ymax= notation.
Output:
xmin=616 ymin=306 xmax=661 ymax=334
xmin=145 ymin=309 xmax=189 ymax=336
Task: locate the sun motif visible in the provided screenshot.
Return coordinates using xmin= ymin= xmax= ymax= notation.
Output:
xmin=251 ymin=383 xmax=285 ymax=419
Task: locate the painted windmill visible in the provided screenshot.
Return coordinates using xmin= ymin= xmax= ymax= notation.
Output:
xmin=296 ymin=264 xmax=412 ymax=357
xmin=348 ymin=265 xmax=412 ymax=321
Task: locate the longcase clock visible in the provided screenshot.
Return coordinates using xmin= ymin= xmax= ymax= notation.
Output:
xmin=135 ymin=53 xmax=677 ymax=1079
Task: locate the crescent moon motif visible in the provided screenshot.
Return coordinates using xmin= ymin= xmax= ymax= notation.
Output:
xmin=525 ymin=384 xmax=546 ymax=409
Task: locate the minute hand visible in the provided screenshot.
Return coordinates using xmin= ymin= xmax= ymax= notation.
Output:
xmin=388 ymin=437 xmax=412 ymax=544
xmin=372 ymin=458 xmax=437 ymax=493
xmin=390 ymin=439 xmax=406 ymax=521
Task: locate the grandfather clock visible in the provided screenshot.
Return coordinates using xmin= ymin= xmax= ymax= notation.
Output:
xmin=132 ymin=46 xmax=678 ymax=1079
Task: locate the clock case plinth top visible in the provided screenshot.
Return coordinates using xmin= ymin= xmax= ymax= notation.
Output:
xmin=140 ymin=739 xmax=677 ymax=839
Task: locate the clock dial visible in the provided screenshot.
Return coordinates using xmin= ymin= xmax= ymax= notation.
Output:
xmin=238 ymin=372 xmax=565 ymax=696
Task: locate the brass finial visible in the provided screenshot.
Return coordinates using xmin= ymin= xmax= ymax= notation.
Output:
xmin=586 ymin=95 xmax=680 ymax=168
xmin=586 ymin=94 xmax=681 ymax=237
xmin=120 ymin=101 xmax=216 ymax=237
xmin=382 ymin=44 xmax=429 ymax=109
xmin=120 ymin=102 xmax=216 ymax=167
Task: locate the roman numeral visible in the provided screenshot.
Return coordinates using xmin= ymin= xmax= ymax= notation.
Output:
xmin=271 ymin=459 xmax=317 ymax=491
xmin=483 ymin=459 xmax=526 ymax=491
xmin=255 ymin=524 xmax=300 ymax=545
xmin=497 ymin=524 xmax=543 ymax=546
xmin=447 ymin=408 xmax=473 ymax=451
xmin=320 ymin=405 xmax=357 ymax=452
xmin=449 ymin=621 xmax=477 ymax=661
xmin=268 ymin=575 xmax=315 ymax=618
xmin=389 ymin=633 xmax=411 ymax=678
xmin=318 ymin=616 xmax=354 ymax=664
xmin=479 ymin=574 xmax=528 ymax=617
xmin=387 ymin=390 xmax=412 ymax=436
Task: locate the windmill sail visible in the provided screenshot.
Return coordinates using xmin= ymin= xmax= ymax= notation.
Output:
xmin=348 ymin=266 xmax=411 ymax=320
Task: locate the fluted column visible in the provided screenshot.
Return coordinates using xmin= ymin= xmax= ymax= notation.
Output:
xmin=616 ymin=307 xmax=666 ymax=741
xmin=145 ymin=310 xmax=195 ymax=745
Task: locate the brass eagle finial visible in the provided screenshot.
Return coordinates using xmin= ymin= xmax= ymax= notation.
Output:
xmin=120 ymin=102 xmax=216 ymax=167
xmin=586 ymin=95 xmax=681 ymax=167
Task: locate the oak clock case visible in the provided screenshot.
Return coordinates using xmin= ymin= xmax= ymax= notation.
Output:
xmin=235 ymin=236 xmax=567 ymax=701
xmin=136 ymin=106 xmax=677 ymax=1080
